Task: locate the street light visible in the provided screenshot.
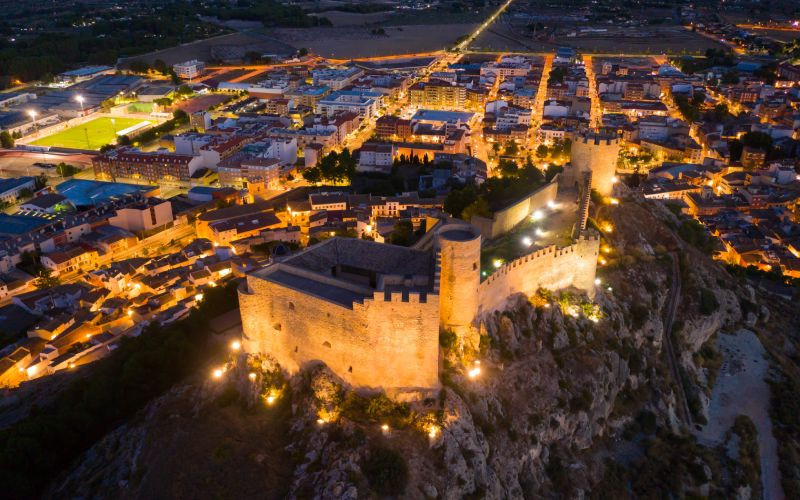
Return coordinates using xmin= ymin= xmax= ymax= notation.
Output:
xmin=75 ymin=94 xmax=84 ymax=116
xmin=28 ymin=109 xmax=38 ymax=131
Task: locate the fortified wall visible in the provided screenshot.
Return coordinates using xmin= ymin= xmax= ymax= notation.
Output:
xmin=470 ymin=176 xmax=559 ymax=239
xmin=475 ymin=233 xmax=600 ymax=317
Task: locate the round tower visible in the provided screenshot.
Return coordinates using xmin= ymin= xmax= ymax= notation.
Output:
xmin=570 ymin=131 xmax=620 ymax=196
xmin=436 ymin=224 xmax=482 ymax=343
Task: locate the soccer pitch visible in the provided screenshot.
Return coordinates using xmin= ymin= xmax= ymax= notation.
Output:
xmin=30 ymin=117 xmax=148 ymax=150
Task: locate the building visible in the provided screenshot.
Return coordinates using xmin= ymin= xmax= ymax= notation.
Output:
xmin=19 ymin=194 xmax=72 ymax=214
xmin=108 ymin=198 xmax=173 ymax=234
xmin=409 ymin=80 xmax=467 ymax=109
xmin=0 ymin=177 xmax=36 ymax=203
xmin=218 ymin=156 xmax=282 ymax=190
xmin=40 ymin=246 xmax=99 ymax=275
xmin=93 ymin=148 xmax=204 ymax=183
xmin=312 ymin=67 xmax=364 ymax=90
xmin=173 ymin=60 xmax=205 ymax=80
xmin=741 ymin=146 xmax=766 ymax=169
xmin=285 ymin=85 xmax=331 ymax=109
xmin=358 ymin=143 xmax=395 ymax=173
xmin=375 ymin=115 xmax=412 ymax=140
xmin=239 ymin=226 xmax=599 ymax=395
xmin=56 ymin=65 xmax=114 ymax=84
xmin=316 ymin=90 xmax=381 ymax=119
xmin=208 ymin=210 xmax=282 ymax=245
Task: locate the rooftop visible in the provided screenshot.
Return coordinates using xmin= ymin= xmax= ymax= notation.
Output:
xmin=56 ymin=179 xmax=157 ymax=207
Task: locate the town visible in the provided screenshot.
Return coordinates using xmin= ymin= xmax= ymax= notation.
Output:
xmin=1 ymin=0 xmax=800 ymax=498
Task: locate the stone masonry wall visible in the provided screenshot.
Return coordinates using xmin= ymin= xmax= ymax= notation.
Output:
xmin=470 ymin=176 xmax=559 ymax=239
xmin=476 ymin=235 xmax=600 ymax=317
xmin=239 ymin=275 xmax=440 ymax=391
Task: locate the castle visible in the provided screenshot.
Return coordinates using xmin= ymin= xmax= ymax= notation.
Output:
xmin=569 ymin=131 xmax=621 ymax=196
xmin=239 ymin=224 xmax=599 ymax=395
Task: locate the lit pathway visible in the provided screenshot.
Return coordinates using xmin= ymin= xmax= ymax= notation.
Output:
xmin=531 ymin=53 xmax=553 ymax=146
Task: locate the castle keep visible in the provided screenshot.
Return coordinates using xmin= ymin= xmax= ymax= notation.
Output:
xmin=239 ymin=224 xmax=599 ymax=393
xmin=569 ymin=131 xmax=621 ymax=196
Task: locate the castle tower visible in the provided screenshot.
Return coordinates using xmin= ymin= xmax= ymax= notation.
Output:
xmin=570 ymin=131 xmax=620 ymax=196
xmin=436 ymin=224 xmax=482 ymax=347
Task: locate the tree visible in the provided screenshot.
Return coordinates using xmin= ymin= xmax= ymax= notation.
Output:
xmin=34 ymin=175 xmax=47 ymax=190
xmin=388 ymin=220 xmax=414 ymax=246
xmin=56 ymin=163 xmax=79 ymax=177
xmin=462 ymin=197 xmax=491 ymax=221
xmin=498 ymin=159 xmax=518 ymax=177
xmin=536 ymin=144 xmax=548 ymax=159
xmin=100 ymin=98 xmax=115 ymax=112
xmin=154 ymin=97 xmax=173 ymax=108
xmin=298 ymin=47 xmax=309 ymax=57
xmin=504 ymin=141 xmax=519 ymax=156
xmin=153 ymin=59 xmax=168 ymax=75
xmin=18 ymin=188 xmax=33 ymax=199
xmin=128 ymin=60 xmax=149 ymax=74
xmin=33 ymin=269 xmax=60 ymax=289
xmin=302 ymin=166 xmax=322 ymax=184
xmin=444 ymin=184 xmax=478 ymax=218
xmin=0 ymin=130 xmax=14 ymax=148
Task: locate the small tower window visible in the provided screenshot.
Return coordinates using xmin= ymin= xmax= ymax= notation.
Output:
xmin=323 ymin=341 xmax=331 ymax=348
xmin=348 ymin=366 xmax=353 ymax=373
xmin=288 ymin=302 xmax=295 ymax=310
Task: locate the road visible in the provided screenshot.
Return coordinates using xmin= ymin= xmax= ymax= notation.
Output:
xmin=456 ymin=0 xmax=516 ymax=52
xmin=582 ymin=54 xmax=602 ymax=130
xmin=664 ymin=252 xmax=692 ymax=428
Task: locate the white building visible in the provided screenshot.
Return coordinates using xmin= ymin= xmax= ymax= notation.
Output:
xmin=316 ymin=90 xmax=382 ymax=119
xmin=108 ymin=199 xmax=173 ymax=234
xmin=0 ymin=177 xmax=36 ymax=203
xmin=312 ymin=67 xmax=364 ymax=91
xmin=173 ymin=60 xmax=206 ymax=80
xmin=358 ymin=143 xmax=395 ymax=173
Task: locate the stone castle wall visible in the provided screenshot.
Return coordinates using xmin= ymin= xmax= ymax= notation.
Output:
xmin=239 ymin=270 xmax=440 ymax=391
xmin=470 ymin=176 xmax=559 ymax=239
xmin=570 ymin=133 xmax=620 ymax=196
xmin=475 ymin=234 xmax=600 ymax=317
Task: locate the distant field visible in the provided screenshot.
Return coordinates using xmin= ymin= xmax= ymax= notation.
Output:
xmin=744 ymin=28 xmax=800 ymax=43
xmin=471 ymin=25 xmax=727 ymax=55
xmin=31 ymin=117 xmax=146 ymax=150
xmin=310 ymin=10 xmax=394 ymax=26
xmin=273 ymin=23 xmax=477 ymax=58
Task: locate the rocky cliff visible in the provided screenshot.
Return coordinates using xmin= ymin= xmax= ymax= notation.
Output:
xmin=46 ymin=198 xmax=786 ymax=499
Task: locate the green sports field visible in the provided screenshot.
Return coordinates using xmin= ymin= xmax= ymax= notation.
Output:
xmin=30 ymin=117 xmax=148 ymax=150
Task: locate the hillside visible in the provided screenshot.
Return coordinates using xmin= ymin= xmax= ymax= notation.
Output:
xmin=10 ymin=196 xmax=800 ymax=498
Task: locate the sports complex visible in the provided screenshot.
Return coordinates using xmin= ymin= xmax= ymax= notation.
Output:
xmin=30 ymin=117 xmax=151 ymax=150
